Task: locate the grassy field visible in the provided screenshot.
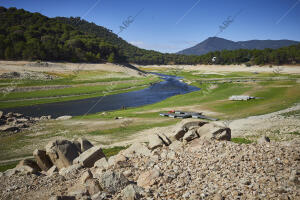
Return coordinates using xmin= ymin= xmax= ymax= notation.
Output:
xmin=0 ymin=70 xmax=160 ymax=109
xmin=80 ymin=79 xmax=300 ymax=120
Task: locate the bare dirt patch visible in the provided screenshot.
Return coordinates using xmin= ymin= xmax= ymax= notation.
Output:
xmin=229 ymin=104 xmax=300 ymax=140
xmin=136 ymin=64 xmax=300 ymax=74
xmin=0 ymin=61 xmax=146 ymax=77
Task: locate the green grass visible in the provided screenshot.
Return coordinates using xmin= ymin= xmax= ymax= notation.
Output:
xmin=0 ymin=161 xmax=18 ymax=172
xmin=102 ymin=146 xmax=128 ymax=158
xmin=231 ymin=137 xmax=253 ymax=144
xmin=164 ymin=70 xmax=298 ymax=80
xmin=212 ymin=83 xmax=300 ymax=119
xmin=88 ymin=120 xmax=178 ymax=138
xmin=80 ymin=77 xmax=300 ymax=121
xmin=281 ymin=110 xmax=300 ymax=118
xmin=0 ymin=70 xmax=140 ymax=88
xmin=287 ymin=131 xmax=300 ymax=136
xmin=0 ymin=76 xmax=138 ymax=88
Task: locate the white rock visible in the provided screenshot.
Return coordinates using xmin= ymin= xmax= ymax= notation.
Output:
xmin=56 ymin=115 xmax=72 ymax=120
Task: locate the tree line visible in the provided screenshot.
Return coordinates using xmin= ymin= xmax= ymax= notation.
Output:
xmin=0 ymin=7 xmax=299 ymax=65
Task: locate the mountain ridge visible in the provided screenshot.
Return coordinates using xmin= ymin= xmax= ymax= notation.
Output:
xmin=177 ymin=37 xmax=299 ymax=55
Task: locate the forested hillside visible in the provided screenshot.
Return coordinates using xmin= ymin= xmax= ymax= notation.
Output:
xmin=196 ymin=44 xmax=300 ymax=65
xmin=0 ymin=7 xmax=126 ymax=63
xmin=0 ymin=7 xmax=299 ymax=65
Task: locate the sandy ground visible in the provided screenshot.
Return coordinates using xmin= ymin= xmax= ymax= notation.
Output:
xmin=0 ymin=61 xmax=145 ymax=77
xmin=136 ymin=64 xmax=300 ymax=74
xmin=229 ymin=104 xmax=300 ymax=138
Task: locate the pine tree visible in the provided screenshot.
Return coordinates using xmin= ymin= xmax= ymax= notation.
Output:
xmin=107 ymin=52 xmax=115 ymax=63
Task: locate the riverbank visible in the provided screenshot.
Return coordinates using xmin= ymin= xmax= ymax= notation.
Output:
xmin=0 ymin=61 xmax=160 ymax=109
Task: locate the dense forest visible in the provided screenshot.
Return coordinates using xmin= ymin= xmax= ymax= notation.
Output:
xmin=0 ymin=7 xmax=299 ymax=65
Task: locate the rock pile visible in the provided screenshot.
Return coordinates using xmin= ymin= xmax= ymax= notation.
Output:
xmin=0 ymin=111 xmax=51 ymax=133
xmin=0 ymin=71 xmax=55 ymax=80
xmin=1 ymin=119 xmax=299 ymax=199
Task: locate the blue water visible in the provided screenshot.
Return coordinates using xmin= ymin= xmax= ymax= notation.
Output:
xmin=3 ymin=73 xmax=199 ymax=117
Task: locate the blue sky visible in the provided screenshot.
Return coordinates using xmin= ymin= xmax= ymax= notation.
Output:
xmin=1 ymin=0 xmax=300 ymax=53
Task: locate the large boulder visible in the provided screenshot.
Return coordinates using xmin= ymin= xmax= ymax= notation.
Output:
xmin=46 ymin=140 xmax=81 ymax=169
xmin=0 ymin=125 xmax=19 ymax=132
xmin=107 ymin=154 xmax=128 ymax=168
xmin=171 ymin=119 xmax=207 ymax=141
xmin=94 ymin=157 xmax=109 ymax=169
xmin=33 ymin=149 xmax=53 ymax=171
xmin=183 ymin=128 xmax=199 ymax=142
xmin=157 ymin=133 xmax=171 ymax=146
xmin=148 ymin=134 xmax=164 ymax=150
xmin=168 ymin=140 xmax=183 ymax=151
xmin=77 ymin=138 xmax=94 ymax=152
xmin=99 ymin=171 xmax=130 ymax=194
xmin=73 ymin=146 xmax=105 ymax=168
xmin=121 ymin=143 xmax=151 ymax=158
xmin=16 ymin=159 xmax=41 ymax=173
xmin=5 ymin=159 xmax=41 ymax=175
xmin=47 ymin=165 xmax=58 ymax=176
xmin=59 ymin=164 xmax=82 ymax=177
xmin=197 ymin=123 xmax=231 ymax=141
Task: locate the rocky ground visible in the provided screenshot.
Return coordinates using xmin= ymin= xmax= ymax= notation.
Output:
xmin=0 ymin=111 xmax=51 ymax=134
xmin=229 ymin=104 xmax=300 ymax=140
xmin=0 ymin=119 xmax=299 ymax=200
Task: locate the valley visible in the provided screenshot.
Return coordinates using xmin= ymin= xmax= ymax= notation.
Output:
xmin=1 ymin=62 xmax=300 ymax=173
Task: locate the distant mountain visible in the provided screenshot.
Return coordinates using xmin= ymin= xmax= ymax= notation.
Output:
xmin=177 ymin=37 xmax=299 ymax=55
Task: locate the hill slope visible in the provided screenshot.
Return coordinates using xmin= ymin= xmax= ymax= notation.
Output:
xmin=0 ymin=7 xmax=194 ymax=65
xmin=177 ymin=37 xmax=299 ymax=55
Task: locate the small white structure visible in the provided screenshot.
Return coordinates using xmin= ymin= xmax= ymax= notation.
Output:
xmin=229 ymin=95 xmax=255 ymax=101
xmin=212 ymin=57 xmax=217 ymax=62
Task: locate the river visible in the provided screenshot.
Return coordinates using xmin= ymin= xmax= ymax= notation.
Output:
xmin=3 ymin=73 xmax=200 ymax=117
